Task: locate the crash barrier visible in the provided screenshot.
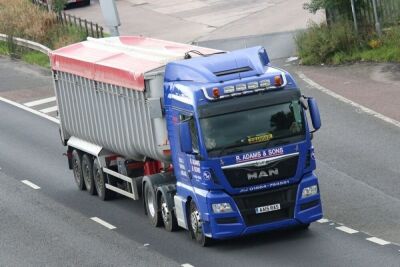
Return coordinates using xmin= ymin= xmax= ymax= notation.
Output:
xmin=0 ymin=34 xmax=51 ymax=55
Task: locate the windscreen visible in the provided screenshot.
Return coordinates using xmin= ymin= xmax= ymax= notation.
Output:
xmin=200 ymin=101 xmax=305 ymax=157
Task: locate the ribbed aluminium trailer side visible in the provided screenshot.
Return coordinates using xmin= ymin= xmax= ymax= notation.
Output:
xmin=54 ymin=69 xmax=171 ymax=163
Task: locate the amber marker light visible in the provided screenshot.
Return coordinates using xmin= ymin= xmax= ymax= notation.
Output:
xmin=212 ymin=87 xmax=220 ymax=98
xmin=274 ymin=75 xmax=283 ymax=87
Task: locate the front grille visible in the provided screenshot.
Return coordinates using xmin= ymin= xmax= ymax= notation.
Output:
xmin=233 ymin=184 xmax=298 ymax=226
xmin=223 ymin=155 xmax=298 ymax=188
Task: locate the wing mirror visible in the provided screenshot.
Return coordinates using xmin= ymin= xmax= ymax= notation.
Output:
xmin=308 ymin=97 xmax=321 ymax=132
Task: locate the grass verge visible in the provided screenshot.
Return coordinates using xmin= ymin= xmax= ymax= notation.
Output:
xmin=296 ymin=21 xmax=400 ymax=65
xmin=0 ymin=41 xmax=50 ymax=68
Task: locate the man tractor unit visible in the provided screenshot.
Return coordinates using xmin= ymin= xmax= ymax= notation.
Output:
xmin=50 ymin=36 xmax=323 ymax=246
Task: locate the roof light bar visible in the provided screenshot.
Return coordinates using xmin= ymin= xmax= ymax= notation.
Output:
xmin=202 ymin=72 xmax=288 ymax=101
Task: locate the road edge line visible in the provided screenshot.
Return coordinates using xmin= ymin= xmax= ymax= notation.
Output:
xmin=297 ymin=72 xmax=400 ymax=129
xmin=0 ymin=96 xmax=59 ymax=124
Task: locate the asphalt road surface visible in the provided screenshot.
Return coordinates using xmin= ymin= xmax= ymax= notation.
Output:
xmin=0 ymin=58 xmax=399 ymax=266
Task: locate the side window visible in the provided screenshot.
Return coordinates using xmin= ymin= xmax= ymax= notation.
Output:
xmin=179 ymin=114 xmax=200 ymax=154
xmin=189 ymin=119 xmax=199 ymax=154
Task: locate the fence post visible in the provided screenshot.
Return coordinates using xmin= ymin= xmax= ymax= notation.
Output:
xmin=84 ymin=19 xmax=89 ymax=36
xmin=372 ymin=0 xmax=382 ymax=36
xmin=90 ymin=22 xmax=95 ymax=37
xmin=350 ymin=0 xmax=359 ymax=34
xmin=63 ymin=12 xmax=67 ymax=26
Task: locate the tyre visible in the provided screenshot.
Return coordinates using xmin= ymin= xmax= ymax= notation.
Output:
xmin=160 ymin=193 xmax=178 ymax=232
xmin=297 ymin=223 xmax=310 ymax=230
xmin=189 ymin=200 xmax=213 ymax=246
xmin=93 ymin=159 xmax=114 ymax=201
xmin=144 ymin=182 xmax=162 ymax=227
xmin=72 ymin=150 xmax=85 ymax=190
xmin=81 ymin=154 xmax=96 ymax=195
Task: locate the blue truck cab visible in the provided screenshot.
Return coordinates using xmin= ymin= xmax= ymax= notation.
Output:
xmin=164 ymin=46 xmax=323 ymax=245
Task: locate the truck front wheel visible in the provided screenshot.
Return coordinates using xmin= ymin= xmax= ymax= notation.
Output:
xmin=144 ymin=182 xmax=162 ymax=227
xmin=72 ymin=150 xmax=85 ymax=190
xmin=189 ymin=201 xmax=213 ymax=246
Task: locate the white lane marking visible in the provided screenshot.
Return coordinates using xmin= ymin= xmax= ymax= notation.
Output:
xmin=286 ymin=56 xmax=299 ymax=62
xmin=297 ymin=72 xmax=400 ymax=128
xmin=24 ymin=96 xmax=56 ymax=107
xmin=0 ymin=96 xmax=59 ymax=124
xmin=40 ymin=106 xmax=58 ymax=114
xmin=90 ymin=217 xmax=116 ymax=230
xmin=21 ymin=180 xmax=41 ymax=190
xmin=317 ymin=218 xmax=329 ymax=223
xmin=336 ymin=226 xmax=359 ymax=234
xmin=366 ymin=237 xmax=391 ymax=246
xmin=181 ymin=264 xmax=195 ymax=267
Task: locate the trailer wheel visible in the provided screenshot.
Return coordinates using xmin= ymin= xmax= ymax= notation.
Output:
xmin=72 ymin=150 xmax=85 ymax=190
xmin=144 ymin=182 xmax=162 ymax=227
xmin=189 ymin=200 xmax=213 ymax=247
xmin=160 ymin=193 xmax=178 ymax=232
xmin=82 ymin=154 xmax=96 ymax=195
xmin=93 ymin=159 xmax=113 ymax=201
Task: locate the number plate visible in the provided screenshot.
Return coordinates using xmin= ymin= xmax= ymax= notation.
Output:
xmin=255 ymin=203 xmax=281 ymax=214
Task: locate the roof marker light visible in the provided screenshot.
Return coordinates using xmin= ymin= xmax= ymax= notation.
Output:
xmin=223 ymin=86 xmax=235 ymax=94
xmin=212 ymin=87 xmax=220 ymax=98
xmin=235 ymin=83 xmax=247 ymax=91
xmin=274 ymin=75 xmax=283 ymax=87
xmin=259 ymin=79 xmax=271 ymax=88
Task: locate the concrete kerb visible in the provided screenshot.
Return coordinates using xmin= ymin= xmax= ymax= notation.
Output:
xmin=0 ymin=33 xmax=51 ymax=55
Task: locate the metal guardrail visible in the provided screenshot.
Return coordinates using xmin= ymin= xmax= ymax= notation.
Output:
xmin=0 ymin=34 xmax=51 ymax=55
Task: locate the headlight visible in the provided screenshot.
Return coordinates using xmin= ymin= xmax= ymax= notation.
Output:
xmin=212 ymin=203 xmax=233 ymax=213
xmin=302 ymin=185 xmax=318 ymax=198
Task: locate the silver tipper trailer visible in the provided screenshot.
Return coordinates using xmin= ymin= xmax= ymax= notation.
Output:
xmin=50 ymin=36 xmax=217 ymax=201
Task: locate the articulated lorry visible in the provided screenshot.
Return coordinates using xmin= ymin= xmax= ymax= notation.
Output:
xmin=50 ymin=36 xmax=323 ymax=246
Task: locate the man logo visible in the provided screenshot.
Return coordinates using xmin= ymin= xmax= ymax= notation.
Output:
xmin=247 ymin=168 xmax=279 ymax=180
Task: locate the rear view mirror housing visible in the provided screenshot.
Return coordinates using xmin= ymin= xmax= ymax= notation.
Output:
xmin=308 ymin=97 xmax=321 ymax=132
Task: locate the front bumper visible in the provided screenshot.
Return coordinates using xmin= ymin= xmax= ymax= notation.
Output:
xmin=202 ymin=173 xmax=322 ymax=239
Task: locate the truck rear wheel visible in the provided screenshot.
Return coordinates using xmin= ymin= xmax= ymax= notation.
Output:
xmin=82 ymin=154 xmax=96 ymax=195
xmin=93 ymin=159 xmax=113 ymax=201
xmin=160 ymin=193 xmax=178 ymax=232
xmin=189 ymin=200 xmax=212 ymax=247
xmin=144 ymin=182 xmax=162 ymax=227
xmin=72 ymin=150 xmax=85 ymax=190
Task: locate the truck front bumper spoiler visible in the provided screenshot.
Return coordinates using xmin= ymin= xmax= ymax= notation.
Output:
xmin=202 ymin=173 xmax=323 ymax=240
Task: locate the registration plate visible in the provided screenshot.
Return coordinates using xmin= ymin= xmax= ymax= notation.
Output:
xmin=255 ymin=203 xmax=281 ymax=214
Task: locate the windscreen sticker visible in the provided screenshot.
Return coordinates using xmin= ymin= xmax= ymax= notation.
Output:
xmin=247 ymin=133 xmax=273 ymax=144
